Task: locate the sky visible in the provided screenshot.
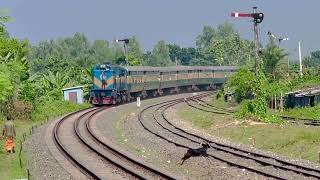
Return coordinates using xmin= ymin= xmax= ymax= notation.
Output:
xmin=1 ymin=0 xmax=319 ymax=58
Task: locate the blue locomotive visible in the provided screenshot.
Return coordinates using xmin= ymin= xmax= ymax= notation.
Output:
xmin=89 ymin=64 xmax=237 ymax=105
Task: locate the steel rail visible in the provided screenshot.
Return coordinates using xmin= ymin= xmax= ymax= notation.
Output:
xmin=160 ymin=95 xmax=320 ymax=178
xmin=137 ymin=93 xmax=286 ymax=180
xmin=84 ymin=108 xmax=177 ymax=180
xmin=53 ymin=107 xmax=102 ymax=180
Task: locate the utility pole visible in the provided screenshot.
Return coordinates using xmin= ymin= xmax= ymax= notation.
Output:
xmin=252 ymin=7 xmax=260 ymax=73
xmin=115 ymin=38 xmax=130 ymax=65
xmin=267 ymin=30 xmax=290 ymax=76
xmin=231 ymin=7 xmax=264 ymax=73
xmin=298 ymin=41 xmax=303 ymax=77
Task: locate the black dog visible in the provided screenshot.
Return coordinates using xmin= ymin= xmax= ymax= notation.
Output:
xmin=179 ymin=143 xmax=210 ymax=165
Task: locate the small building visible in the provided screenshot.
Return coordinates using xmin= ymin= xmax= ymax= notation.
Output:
xmin=62 ymin=86 xmax=84 ymax=104
xmin=285 ymin=87 xmax=320 ymax=108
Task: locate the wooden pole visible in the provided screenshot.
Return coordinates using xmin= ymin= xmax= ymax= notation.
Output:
xmin=274 ymin=95 xmax=277 ymax=110
xmin=280 ymin=92 xmax=283 ymax=112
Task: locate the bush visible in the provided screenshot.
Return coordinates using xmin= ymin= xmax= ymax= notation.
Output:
xmin=227 ymin=68 xmax=284 ymax=123
xmin=31 ymin=99 xmax=90 ymax=121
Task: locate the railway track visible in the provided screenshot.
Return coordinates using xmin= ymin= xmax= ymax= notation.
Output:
xmin=53 ymin=107 xmax=177 ymax=179
xmin=138 ymin=92 xmax=320 ymax=179
xmin=188 ymin=97 xmax=320 ymax=126
xmin=279 ymin=115 xmax=320 ymax=126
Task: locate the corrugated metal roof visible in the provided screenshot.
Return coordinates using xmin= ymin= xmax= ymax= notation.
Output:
xmin=62 ymin=86 xmax=84 ymax=91
xmin=124 ymin=66 xmax=238 ymax=72
xmin=286 ymin=86 xmax=320 ymax=97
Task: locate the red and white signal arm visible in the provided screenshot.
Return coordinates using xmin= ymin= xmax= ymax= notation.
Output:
xmin=231 ymin=12 xmax=264 ymax=23
xmin=231 ymin=12 xmax=251 ymax=18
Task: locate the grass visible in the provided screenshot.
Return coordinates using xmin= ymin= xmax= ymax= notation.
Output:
xmin=0 ymin=120 xmax=33 ymax=179
xmin=179 ymin=97 xmax=320 ymax=163
xmin=0 ymin=100 xmax=90 ymax=180
xmin=180 ymin=97 xmax=237 ymax=129
xmin=217 ymin=125 xmax=320 ymax=161
xmin=112 ymin=109 xmax=148 ymax=156
xmin=277 ymin=104 xmax=320 ymax=120
xmin=112 ymin=105 xmax=202 ymax=177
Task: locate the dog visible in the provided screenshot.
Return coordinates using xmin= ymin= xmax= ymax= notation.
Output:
xmin=179 ymin=142 xmax=210 ymax=165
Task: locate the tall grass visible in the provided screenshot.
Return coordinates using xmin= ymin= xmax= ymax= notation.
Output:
xmin=179 ymin=105 xmax=320 ymax=163
xmin=280 ymin=105 xmax=320 ymax=119
xmin=0 ymin=100 xmax=90 ymax=180
xmin=31 ymin=99 xmax=90 ymax=121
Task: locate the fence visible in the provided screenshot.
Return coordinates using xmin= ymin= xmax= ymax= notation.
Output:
xmin=19 ymin=118 xmax=49 ymax=180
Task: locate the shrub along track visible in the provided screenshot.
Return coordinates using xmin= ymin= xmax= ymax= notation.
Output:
xmin=138 ymin=92 xmax=320 ymax=179
xmin=188 ymin=98 xmax=320 ymax=126
xmin=53 ymin=107 xmax=177 ymax=180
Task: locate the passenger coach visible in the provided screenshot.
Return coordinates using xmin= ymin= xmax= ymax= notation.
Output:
xmin=89 ymin=64 xmax=237 ymax=105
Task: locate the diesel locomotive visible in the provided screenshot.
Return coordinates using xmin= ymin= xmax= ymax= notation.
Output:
xmin=89 ymin=64 xmax=238 ymax=105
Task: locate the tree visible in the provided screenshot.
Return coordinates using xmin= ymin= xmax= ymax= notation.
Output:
xmin=189 ymin=48 xmax=214 ymax=66
xmin=141 ymin=51 xmax=152 ymax=66
xmin=180 ymin=47 xmax=196 ymax=65
xmin=90 ymin=40 xmax=113 ymax=63
xmin=30 ymin=33 xmax=117 ymax=74
xmin=0 ymin=37 xmax=30 ymax=95
xmin=167 ymin=44 xmax=181 ymax=64
xmin=227 ymin=68 xmax=256 ymax=102
xmin=196 ymin=25 xmax=215 ymax=49
xmin=195 ymin=22 xmax=254 ymax=66
xmin=167 ymin=44 xmax=196 ymax=65
xmin=111 ymin=42 xmax=125 ymax=65
xmin=145 ymin=40 xmax=172 ymax=67
xmin=0 ymin=9 xmax=11 ymax=38
xmin=206 ymin=34 xmax=255 ymax=66
xmin=127 ymin=54 xmax=141 ymax=66
xmin=128 ymin=36 xmax=143 ymax=59
xmin=215 ymin=22 xmax=236 ymax=40
xmin=0 ymin=64 xmax=13 ymax=103
xmin=262 ymin=44 xmax=287 ymax=80
xmin=41 ymin=71 xmax=69 ymax=99
xmin=303 ymin=50 xmax=320 ymax=68
xmin=126 ymin=37 xmax=143 ymax=66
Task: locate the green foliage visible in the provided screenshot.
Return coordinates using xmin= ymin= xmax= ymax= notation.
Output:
xmin=127 ymin=54 xmax=141 ymax=66
xmin=194 ymin=22 xmax=255 ymax=66
xmin=128 ymin=36 xmax=143 ymax=60
xmin=227 ymin=68 xmax=255 ymax=102
xmin=0 ymin=32 xmax=30 ymax=106
xmin=0 ymin=100 xmax=89 ymax=180
xmin=280 ymin=104 xmax=320 ymax=120
xmin=0 ymin=38 xmax=29 ymax=61
xmin=303 ymin=50 xmax=320 ymax=68
xmin=167 ymin=44 xmax=196 ymax=65
xmin=227 ymin=68 xmax=280 ymax=122
xmin=237 ymin=99 xmax=280 ymax=123
xmin=0 ymin=10 xmax=11 ymax=39
xmin=209 ymin=36 xmax=254 ymax=66
xmin=144 ymin=40 xmax=173 ymax=66
xmin=30 ymin=33 xmax=114 ymax=74
xmin=196 ymin=25 xmax=216 ymax=49
xmin=0 ymin=64 xmax=13 ymax=103
xmin=30 ymin=99 xmax=89 ymax=121
xmin=272 ymin=73 xmax=320 ymax=94
xmin=262 ymin=44 xmax=288 ymax=80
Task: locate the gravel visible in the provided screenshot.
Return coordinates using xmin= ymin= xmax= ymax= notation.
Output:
xmin=96 ymin=93 xmax=267 ymax=179
xmin=24 ymin=92 xmax=320 ymax=180
xmin=166 ymin=100 xmax=320 ymax=179
xmin=24 ymin=121 xmax=73 ymax=180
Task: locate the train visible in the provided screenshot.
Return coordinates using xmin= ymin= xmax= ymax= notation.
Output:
xmin=89 ymin=64 xmax=238 ymax=105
